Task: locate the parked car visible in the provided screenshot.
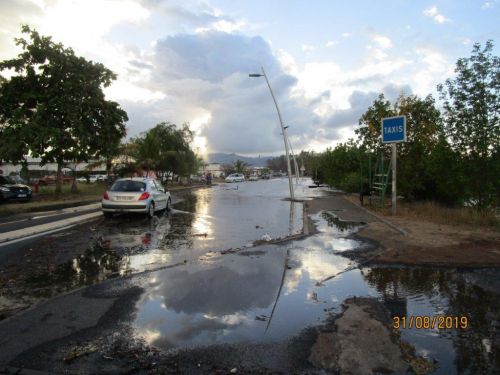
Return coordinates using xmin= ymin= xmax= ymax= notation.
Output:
xmin=89 ymin=175 xmax=99 ymax=183
xmin=249 ymin=174 xmax=259 ymax=181
xmin=225 ymin=173 xmax=245 ymax=183
xmin=77 ymin=177 xmax=88 ymax=183
xmin=261 ymin=173 xmax=270 ymax=180
xmin=101 ymin=177 xmax=171 ymax=218
xmin=0 ymin=175 xmax=32 ymax=202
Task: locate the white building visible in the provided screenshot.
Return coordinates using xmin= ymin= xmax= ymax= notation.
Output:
xmin=0 ymin=157 xmax=105 ymax=176
xmin=198 ymin=163 xmax=224 ymax=178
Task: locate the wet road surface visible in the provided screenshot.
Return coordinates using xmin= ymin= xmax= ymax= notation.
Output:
xmin=0 ymin=179 xmax=499 ymax=374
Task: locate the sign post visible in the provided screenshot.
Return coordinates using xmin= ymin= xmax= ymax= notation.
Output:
xmin=381 ymin=116 xmax=406 ymax=215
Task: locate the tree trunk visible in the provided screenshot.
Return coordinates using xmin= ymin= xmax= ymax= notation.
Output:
xmin=70 ymin=168 xmax=78 ymax=193
xmin=56 ymin=162 xmax=63 ymax=194
xmin=106 ymin=158 xmax=112 ymax=182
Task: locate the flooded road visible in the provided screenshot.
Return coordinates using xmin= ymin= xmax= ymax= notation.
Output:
xmin=1 ymin=179 xmax=499 ymax=374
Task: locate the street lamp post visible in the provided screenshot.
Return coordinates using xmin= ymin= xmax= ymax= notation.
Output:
xmin=249 ymin=67 xmax=295 ymax=200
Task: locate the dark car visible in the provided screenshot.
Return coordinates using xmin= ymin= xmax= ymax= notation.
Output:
xmin=0 ymin=176 xmax=32 ymax=202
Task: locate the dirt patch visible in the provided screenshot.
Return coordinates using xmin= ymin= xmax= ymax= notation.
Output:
xmin=355 ymin=215 xmax=500 ymax=267
xmin=318 ymin=194 xmax=500 ymax=267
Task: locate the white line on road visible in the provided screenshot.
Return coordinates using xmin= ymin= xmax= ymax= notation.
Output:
xmin=0 ymin=211 xmax=102 ymax=245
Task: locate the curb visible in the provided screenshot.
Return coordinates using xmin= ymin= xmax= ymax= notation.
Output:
xmin=0 ymin=212 xmax=102 ymax=244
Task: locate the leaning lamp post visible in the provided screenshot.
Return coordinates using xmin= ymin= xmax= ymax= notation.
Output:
xmin=249 ymin=67 xmax=295 ymax=200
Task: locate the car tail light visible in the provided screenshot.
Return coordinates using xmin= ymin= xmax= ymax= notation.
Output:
xmin=139 ymin=192 xmax=150 ymax=200
xmin=103 ymin=192 xmax=109 ymax=200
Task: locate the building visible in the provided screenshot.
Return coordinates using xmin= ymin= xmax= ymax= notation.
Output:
xmin=198 ymin=163 xmax=224 ymax=178
xmin=0 ymin=157 xmax=106 ymax=176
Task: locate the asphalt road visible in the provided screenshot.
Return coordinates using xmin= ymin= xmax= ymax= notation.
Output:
xmin=0 ymin=204 xmax=101 ymax=234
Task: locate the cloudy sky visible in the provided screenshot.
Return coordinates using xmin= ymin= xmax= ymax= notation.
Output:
xmin=0 ymin=0 xmax=498 ymax=156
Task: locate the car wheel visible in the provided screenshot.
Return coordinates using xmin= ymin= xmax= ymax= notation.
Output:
xmin=147 ymin=202 xmax=155 ymax=218
xmin=166 ymin=197 xmax=172 ymax=212
xmin=103 ymin=212 xmax=113 ymax=219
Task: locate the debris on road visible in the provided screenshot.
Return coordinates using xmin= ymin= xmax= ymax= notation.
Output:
xmin=63 ymin=343 xmax=98 ymax=363
xmin=260 ymin=233 xmax=272 ymax=241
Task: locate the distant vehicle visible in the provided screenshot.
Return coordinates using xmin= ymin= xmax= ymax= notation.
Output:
xmin=0 ymin=175 xmax=32 ymax=202
xmin=225 ymin=173 xmax=245 ymax=183
xmin=249 ymin=175 xmax=258 ymax=181
xmin=77 ymin=177 xmax=88 ymax=183
xmin=101 ymin=177 xmax=171 ymax=218
xmin=190 ymin=175 xmax=206 ymax=183
xmin=261 ymin=173 xmax=270 ymax=180
xmin=89 ymin=174 xmax=107 ymax=183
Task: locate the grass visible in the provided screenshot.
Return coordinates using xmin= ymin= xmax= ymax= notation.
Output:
xmin=36 ymin=182 xmax=107 ymax=200
xmin=372 ymin=199 xmax=499 ymax=229
xmin=0 ymin=182 xmax=106 ymax=216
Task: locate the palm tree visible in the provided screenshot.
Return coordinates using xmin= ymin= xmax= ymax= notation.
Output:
xmin=234 ymin=159 xmax=247 ymax=174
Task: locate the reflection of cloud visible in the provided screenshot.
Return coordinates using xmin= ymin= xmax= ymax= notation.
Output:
xmin=141 ymin=328 xmax=161 ymax=345
xmin=149 ymin=252 xmax=283 ymax=316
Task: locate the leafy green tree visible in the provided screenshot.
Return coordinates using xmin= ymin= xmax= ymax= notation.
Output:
xmin=426 ymin=137 xmax=466 ymax=205
xmin=396 ymin=94 xmax=444 ymax=200
xmin=0 ymin=26 xmax=127 ymax=193
xmin=356 ymin=93 xmax=395 ymax=155
xmin=438 ymin=40 xmax=499 ymax=209
xmin=129 ymin=122 xmax=199 ymax=182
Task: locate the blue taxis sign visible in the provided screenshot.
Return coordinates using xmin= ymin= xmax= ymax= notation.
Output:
xmin=382 ymin=116 xmax=406 ymax=143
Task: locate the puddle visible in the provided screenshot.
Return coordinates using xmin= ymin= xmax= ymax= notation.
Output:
xmin=314 ymin=210 xmax=363 ymax=235
xmin=130 ymin=204 xmax=500 ymax=374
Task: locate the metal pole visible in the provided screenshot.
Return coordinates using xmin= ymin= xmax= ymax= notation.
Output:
xmin=261 ymin=67 xmax=295 ymax=200
xmin=286 ymin=131 xmax=299 ymax=184
xmin=392 ymin=143 xmax=397 ymax=215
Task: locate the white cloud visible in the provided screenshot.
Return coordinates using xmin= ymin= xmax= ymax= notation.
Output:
xmin=196 ymin=19 xmax=247 ymax=34
xmin=342 ymin=32 xmax=352 ymax=38
xmin=413 ymin=47 xmax=453 ymax=95
xmin=372 ymin=34 xmax=392 ymax=49
xmin=482 ymin=1 xmax=497 ymax=9
xmin=423 ymin=5 xmax=450 ymax=24
xmin=325 ymin=40 xmax=338 ymax=47
xmin=301 ymin=44 xmax=315 ymax=52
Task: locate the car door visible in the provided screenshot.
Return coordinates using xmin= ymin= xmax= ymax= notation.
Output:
xmin=152 ymin=180 xmax=167 ymax=209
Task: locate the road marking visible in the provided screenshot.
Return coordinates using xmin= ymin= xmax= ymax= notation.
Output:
xmin=0 ymin=211 xmax=102 ymax=245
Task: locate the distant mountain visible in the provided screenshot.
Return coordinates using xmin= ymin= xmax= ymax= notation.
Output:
xmin=207 ymin=153 xmax=273 ymax=167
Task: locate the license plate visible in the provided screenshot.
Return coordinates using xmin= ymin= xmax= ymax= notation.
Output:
xmin=115 ymin=196 xmax=133 ymax=201
xmin=17 ymin=194 xmax=27 ymax=197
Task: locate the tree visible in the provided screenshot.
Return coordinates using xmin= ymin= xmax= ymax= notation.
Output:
xmin=0 ymin=26 xmax=127 ymax=193
xmin=356 ymin=93 xmax=395 ymax=155
xmin=233 ymin=159 xmax=247 ymax=173
xmin=129 ymin=122 xmax=199 ymax=182
xmin=438 ymin=40 xmax=500 ymax=209
xmin=395 ymin=94 xmax=444 ymax=200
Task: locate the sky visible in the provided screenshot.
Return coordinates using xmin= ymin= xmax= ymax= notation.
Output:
xmin=0 ymin=0 xmax=498 ymax=157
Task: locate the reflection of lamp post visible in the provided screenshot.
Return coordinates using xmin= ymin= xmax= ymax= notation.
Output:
xmin=249 ymin=67 xmax=295 ymax=200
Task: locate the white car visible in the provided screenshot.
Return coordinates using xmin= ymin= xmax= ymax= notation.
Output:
xmin=77 ymin=177 xmax=88 ymax=183
xmin=102 ymin=177 xmax=171 ymax=218
xmin=249 ymin=175 xmax=258 ymax=181
xmin=225 ymin=173 xmax=245 ymax=183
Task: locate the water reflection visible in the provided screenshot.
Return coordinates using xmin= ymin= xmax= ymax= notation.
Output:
xmin=363 ymin=267 xmax=500 ymax=374
xmin=134 ymin=247 xmax=287 ymax=348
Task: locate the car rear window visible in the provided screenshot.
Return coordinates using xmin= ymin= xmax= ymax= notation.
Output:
xmin=110 ymin=180 xmax=146 ymax=192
